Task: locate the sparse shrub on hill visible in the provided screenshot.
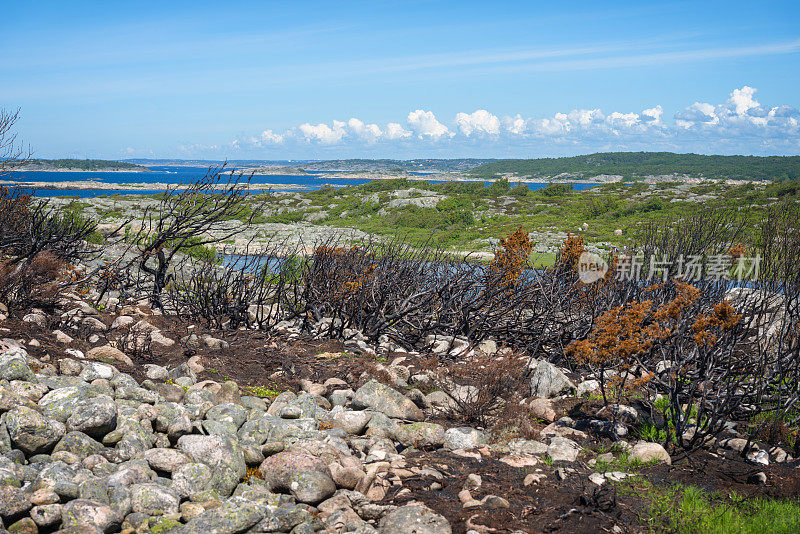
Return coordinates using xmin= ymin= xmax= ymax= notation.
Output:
xmin=0 ymin=250 xmax=71 ymax=310
xmin=0 ymin=185 xmax=110 ymax=310
xmin=424 ymin=353 xmax=527 ymax=428
xmin=123 ymin=164 xmax=265 ymax=309
xmin=540 ymin=183 xmax=572 ymax=197
xmin=508 ymin=183 xmax=530 ymax=197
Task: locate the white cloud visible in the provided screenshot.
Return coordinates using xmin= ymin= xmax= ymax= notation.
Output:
xmin=606 ymin=111 xmax=640 ymax=130
xmin=384 ymin=122 xmax=412 ymax=140
xmin=298 ymin=121 xmax=347 ymax=144
xmin=641 ymin=105 xmax=663 ymax=124
xmin=206 ymin=86 xmax=798 ymax=156
xmin=504 ymin=114 xmax=527 ymax=135
xmin=672 ymin=86 xmax=800 ymax=136
xmin=728 ymin=86 xmax=759 ymax=115
xmin=675 ymin=102 xmax=718 ymax=128
xmin=407 ymin=109 xmax=452 ymax=139
xmin=347 ymin=118 xmax=383 ymax=143
xmin=454 ymin=109 xmax=501 ymax=136
xmin=259 ymin=129 xmax=285 ymax=144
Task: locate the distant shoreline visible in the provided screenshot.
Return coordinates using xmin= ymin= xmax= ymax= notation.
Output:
xmin=0 ymin=179 xmax=327 ymax=192
xmin=12 ymin=168 xmax=148 ymax=173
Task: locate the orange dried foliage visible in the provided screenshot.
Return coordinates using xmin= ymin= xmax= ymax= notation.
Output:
xmin=692 ymin=300 xmax=742 ymax=347
xmin=490 ymin=226 xmax=533 ymax=288
xmin=567 ymin=299 xmax=654 ymax=369
xmin=568 ymin=282 xmax=705 ymax=370
xmin=242 ymin=466 xmax=263 ymax=482
xmin=728 ymin=244 xmax=746 ymax=260
xmin=558 ymin=233 xmax=585 ymax=269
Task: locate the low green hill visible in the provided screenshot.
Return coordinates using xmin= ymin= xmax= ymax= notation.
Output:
xmin=22 ymin=159 xmax=148 ymax=171
xmin=469 ymin=152 xmax=800 ymax=181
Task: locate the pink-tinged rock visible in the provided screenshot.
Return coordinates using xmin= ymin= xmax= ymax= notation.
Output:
xmin=258 ymin=451 xmax=331 ymax=491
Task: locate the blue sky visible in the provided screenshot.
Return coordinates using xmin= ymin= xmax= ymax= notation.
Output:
xmin=2 ymin=0 xmax=799 ymax=159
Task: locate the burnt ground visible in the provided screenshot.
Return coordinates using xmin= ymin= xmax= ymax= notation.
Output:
xmin=3 ymin=311 xmax=800 ymax=533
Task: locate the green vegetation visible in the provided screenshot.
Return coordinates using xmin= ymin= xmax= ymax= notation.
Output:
xmin=619 ymin=478 xmax=800 ymax=534
xmin=22 ymin=159 xmax=148 ymax=171
xmin=47 ymin=163 xmax=793 ymax=254
xmin=469 ymin=152 xmax=800 ymax=181
xmin=61 ymin=201 xmax=105 ymax=244
xmin=229 ymin=174 xmax=788 ymax=251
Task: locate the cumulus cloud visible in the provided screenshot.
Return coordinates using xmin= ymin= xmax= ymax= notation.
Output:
xmin=384 ymin=122 xmax=412 ymax=140
xmin=298 ymin=121 xmax=347 ymax=144
xmin=217 ymin=86 xmax=798 ymax=156
xmin=641 ymin=105 xmax=663 ymax=124
xmin=673 ymin=86 xmax=799 ymax=140
xmin=503 ymin=114 xmax=527 ymax=135
xmin=455 ymin=109 xmax=501 ymax=136
xmin=346 ymin=118 xmax=383 ymax=143
xmin=407 ymin=109 xmax=452 ymax=139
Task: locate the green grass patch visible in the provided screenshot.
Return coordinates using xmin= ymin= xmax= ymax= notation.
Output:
xmin=619 ymin=478 xmax=800 ymax=534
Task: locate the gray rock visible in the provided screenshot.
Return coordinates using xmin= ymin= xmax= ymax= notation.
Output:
xmin=81 ymin=316 xmax=108 ymax=332
xmin=53 ymin=431 xmax=105 ymax=460
xmin=258 ymin=452 xmax=331 ymax=491
xmin=30 ymin=503 xmax=62 ymax=527
xmin=60 ymin=499 xmax=121 ymax=533
xmin=477 ymin=339 xmax=498 ymax=356
xmin=443 ymin=427 xmax=487 ymax=451
xmin=394 ymin=422 xmax=446 ymax=449
xmin=79 ymin=362 xmax=116 ymax=382
xmin=254 ymin=504 xmax=318 ymax=532
xmin=79 ymin=478 xmax=110 ymax=504
xmin=547 ymin=436 xmax=581 ymax=462
xmin=66 ymin=395 xmax=117 ymax=439
xmin=205 ymin=403 xmax=248 ymax=431
xmin=332 ymin=411 xmax=372 ymax=435
xmin=110 ymin=316 xmax=134 ymax=330
xmin=529 ymin=361 xmax=575 ymax=398
xmin=38 ymin=386 xmax=89 ymax=423
xmin=153 ymin=402 xmax=192 ymax=441
xmin=6 ymin=406 xmax=65 ymax=455
xmin=22 ymin=313 xmax=47 ymax=327
xmin=171 ymin=462 xmax=213 ymax=498
xmin=352 ymin=380 xmax=424 ymax=421
xmin=130 ymin=483 xmax=181 ymax=515
xmin=0 ymin=353 xmax=35 ymax=382
xmin=202 ymin=335 xmax=229 ymax=351
xmin=144 ymin=448 xmax=191 ymax=473
xmin=379 ymin=504 xmax=451 ymax=534
xmin=289 ymin=470 xmax=337 ymax=504
xmin=176 ymin=497 xmax=266 ymax=534
xmin=576 ymin=380 xmax=601 ymax=397
xmin=0 ymin=383 xmax=39 ymax=412
xmin=115 ymin=385 xmax=160 ymax=404
xmin=0 ymin=485 xmax=32 ymax=519
xmin=143 ymin=364 xmax=169 ymax=380
xmin=508 ymin=438 xmax=549 ymax=456
xmin=630 ymin=442 xmax=671 ymax=465
xmin=177 ymin=434 xmax=246 ymax=493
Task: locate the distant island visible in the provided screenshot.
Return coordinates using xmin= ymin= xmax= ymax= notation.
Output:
xmin=17 ymin=159 xmax=149 ymax=172
xmin=470 ymin=152 xmax=800 ymax=181
xmin=293 ymin=158 xmax=495 ymax=173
